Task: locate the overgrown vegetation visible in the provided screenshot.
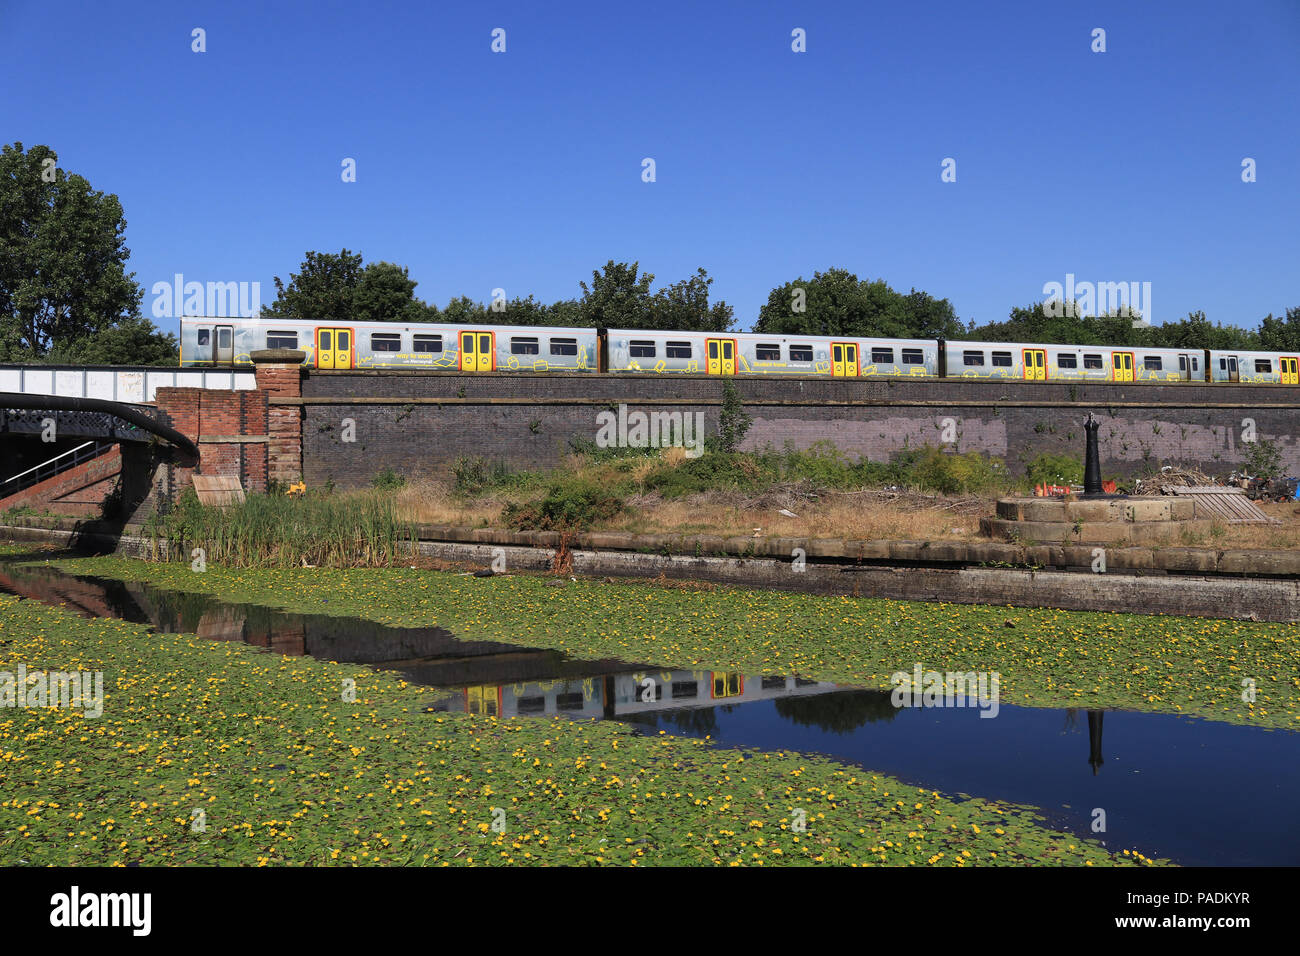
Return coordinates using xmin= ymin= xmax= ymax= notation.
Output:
xmin=147 ymin=487 xmax=415 ymax=568
xmin=1023 ymin=452 xmax=1085 ymax=487
xmin=1244 ymin=437 xmax=1283 ymax=480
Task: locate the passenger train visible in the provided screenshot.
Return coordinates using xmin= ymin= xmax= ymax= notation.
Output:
xmin=179 ymin=316 xmax=1300 ymax=385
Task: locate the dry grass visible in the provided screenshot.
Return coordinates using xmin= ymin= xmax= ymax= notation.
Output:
xmin=378 ymin=477 xmax=1300 ymax=551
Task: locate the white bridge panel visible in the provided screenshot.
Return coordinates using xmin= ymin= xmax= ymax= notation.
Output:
xmin=1 ymin=366 xmax=256 ymax=404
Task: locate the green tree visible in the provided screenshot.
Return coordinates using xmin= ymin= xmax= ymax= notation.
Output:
xmin=756 ymin=268 xmax=962 ymax=339
xmin=265 ymin=249 xmax=365 ymax=321
xmin=648 ymin=267 xmax=734 ymax=331
xmin=353 ymin=261 xmax=428 ymax=323
xmin=578 ymin=260 xmax=655 ymax=328
xmin=50 ymin=315 xmax=178 ymax=366
xmin=0 ymin=142 xmax=149 ymax=358
xmin=1257 ymin=307 xmax=1300 ymax=351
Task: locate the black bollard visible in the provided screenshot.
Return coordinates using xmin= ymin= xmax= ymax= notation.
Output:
xmin=1083 ymin=413 xmax=1103 ymax=496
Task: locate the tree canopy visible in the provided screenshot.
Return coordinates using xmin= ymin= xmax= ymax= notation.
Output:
xmin=0 ymin=141 xmax=176 ymax=364
xmin=755 ymin=268 xmax=964 ymax=339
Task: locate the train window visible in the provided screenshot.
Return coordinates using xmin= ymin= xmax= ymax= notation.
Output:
xmin=871 ymin=347 xmax=895 ymax=364
xmin=962 ymin=351 xmax=985 ymax=366
xmin=197 ymin=329 xmax=210 ymax=346
xmin=1179 ymin=355 xmax=1187 ymax=371
xmin=549 ymin=338 xmax=578 ymax=356
xmin=510 ymin=337 xmax=540 ymax=355
xmin=218 ymin=327 xmax=232 ymax=349
xmin=789 ymin=344 xmax=813 ymax=362
xmin=516 ymin=696 xmax=546 ymax=715
xmin=671 ymin=681 xmax=699 ymax=699
xmin=666 ymin=341 xmax=692 ymax=358
xmin=630 ymin=340 xmax=656 ymax=358
xmin=1057 ymin=354 xmax=1078 ymax=369
xmin=555 ymin=692 xmax=585 ymax=712
xmin=1255 ymin=359 xmax=1273 ymax=373
xmin=371 ymin=333 xmax=401 ymax=352
xmin=266 ymin=330 xmax=298 ymax=349
xmin=1143 ymin=356 xmax=1162 ymax=370
xmin=413 ymin=334 xmax=442 ymax=353
xmin=902 ymin=349 xmax=924 ymax=364
xmin=756 ymin=343 xmax=781 ymax=361
xmin=1192 ymin=358 xmax=1198 ymax=370
xmin=761 ymin=676 xmax=787 ymax=690
xmin=1083 ymin=354 xmax=1103 ymax=369
xmin=991 ymin=351 xmax=1012 ymax=367
xmin=1219 ymin=357 xmax=1227 ymax=370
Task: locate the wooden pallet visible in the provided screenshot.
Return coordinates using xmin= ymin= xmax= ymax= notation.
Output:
xmin=192 ymin=475 xmax=246 ymax=508
xmin=1164 ymin=486 xmax=1278 ymax=523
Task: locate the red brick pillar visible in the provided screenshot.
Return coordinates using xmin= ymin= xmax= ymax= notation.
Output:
xmin=252 ymin=349 xmax=305 ymax=487
xmin=155 ymin=386 xmax=203 ymax=497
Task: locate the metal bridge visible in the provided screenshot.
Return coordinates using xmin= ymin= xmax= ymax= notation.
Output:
xmin=0 ymin=364 xmax=255 ymax=404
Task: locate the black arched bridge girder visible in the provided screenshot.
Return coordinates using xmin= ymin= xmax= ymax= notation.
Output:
xmin=0 ymin=392 xmax=199 ymax=464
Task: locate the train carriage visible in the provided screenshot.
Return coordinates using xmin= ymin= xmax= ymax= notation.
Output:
xmin=1208 ymin=349 xmax=1300 ymax=385
xmin=180 ymin=317 xmax=599 ymax=372
xmin=605 ymin=329 xmax=940 ymax=377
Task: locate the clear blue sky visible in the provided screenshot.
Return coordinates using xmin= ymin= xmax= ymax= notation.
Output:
xmin=3 ymin=0 xmax=1297 ymax=335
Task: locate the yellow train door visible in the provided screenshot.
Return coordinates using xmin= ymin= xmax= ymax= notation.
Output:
xmin=831 ymin=342 xmax=859 ymax=376
xmin=1022 ymin=349 xmax=1046 ymax=380
xmin=706 ymin=338 xmax=736 ymax=375
xmin=315 ymin=327 xmax=353 ymax=369
xmin=459 ymin=331 xmax=495 ymax=372
xmin=1280 ymin=357 xmax=1299 ymax=385
xmin=465 ymin=686 xmax=500 ymax=716
xmin=711 ymin=673 xmax=743 ymax=699
xmin=1112 ymin=352 xmax=1134 ymax=382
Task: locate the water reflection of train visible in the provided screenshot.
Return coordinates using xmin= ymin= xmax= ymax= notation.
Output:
xmin=437 ymin=670 xmax=847 ymax=720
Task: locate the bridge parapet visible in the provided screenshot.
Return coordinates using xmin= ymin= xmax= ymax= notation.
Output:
xmin=0 ymin=364 xmax=255 ymax=404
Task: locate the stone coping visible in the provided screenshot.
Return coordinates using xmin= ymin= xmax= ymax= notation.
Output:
xmin=6 ymin=516 xmax=1294 ymax=577
xmin=2 ymin=520 xmax=1289 ymax=580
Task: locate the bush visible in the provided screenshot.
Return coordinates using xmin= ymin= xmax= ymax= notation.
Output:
xmin=641 ymin=452 xmax=765 ymax=498
xmin=501 ymin=482 xmax=625 ymax=532
xmin=371 ymin=467 xmax=407 ymax=491
xmin=1024 ymin=452 xmax=1083 ymax=487
xmin=903 ymin=447 xmax=1009 ymax=495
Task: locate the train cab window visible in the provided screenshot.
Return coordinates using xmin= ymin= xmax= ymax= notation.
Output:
xmin=1143 ymin=356 xmax=1162 ymax=371
xmin=1083 ymin=354 xmax=1104 ymax=369
xmin=549 ymin=337 xmax=578 ymax=356
xmin=871 ymin=347 xmax=895 ymax=364
xmin=629 ymin=340 xmax=656 ymax=358
xmin=902 ymin=349 xmax=924 ymax=365
xmin=991 ymin=351 xmax=1013 ymax=367
xmin=1057 ymin=354 xmax=1078 ymax=369
xmin=789 ymin=344 xmax=813 ymax=362
xmin=510 ymin=337 xmax=540 ymax=355
xmin=755 ymin=343 xmax=781 ymax=361
xmin=197 ymin=329 xmax=211 ymax=346
xmin=962 ymin=351 xmax=985 ymax=367
xmin=371 ymin=333 xmax=401 ymax=352
xmin=266 ymin=330 xmax=298 ymax=349
xmin=1255 ymin=359 xmax=1273 ymax=374
xmin=666 ymin=341 xmax=692 ymax=359
xmin=413 ymin=334 xmax=442 ymax=353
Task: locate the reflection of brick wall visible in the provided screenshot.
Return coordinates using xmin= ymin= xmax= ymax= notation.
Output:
xmin=296 ymin=372 xmax=1300 ymax=488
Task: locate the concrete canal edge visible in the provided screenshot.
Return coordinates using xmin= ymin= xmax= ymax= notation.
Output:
xmin=2 ymin=519 xmax=1298 ymax=623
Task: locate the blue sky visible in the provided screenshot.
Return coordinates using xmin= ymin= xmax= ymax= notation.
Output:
xmin=2 ymin=0 xmax=1297 ymax=335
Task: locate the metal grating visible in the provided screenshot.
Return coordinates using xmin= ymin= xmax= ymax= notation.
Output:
xmin=1164 ymin=486 xmax=1279 ymax=524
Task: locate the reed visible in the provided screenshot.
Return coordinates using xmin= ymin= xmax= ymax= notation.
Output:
xmin=150 ymin=488 xmax=416 ymax=568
